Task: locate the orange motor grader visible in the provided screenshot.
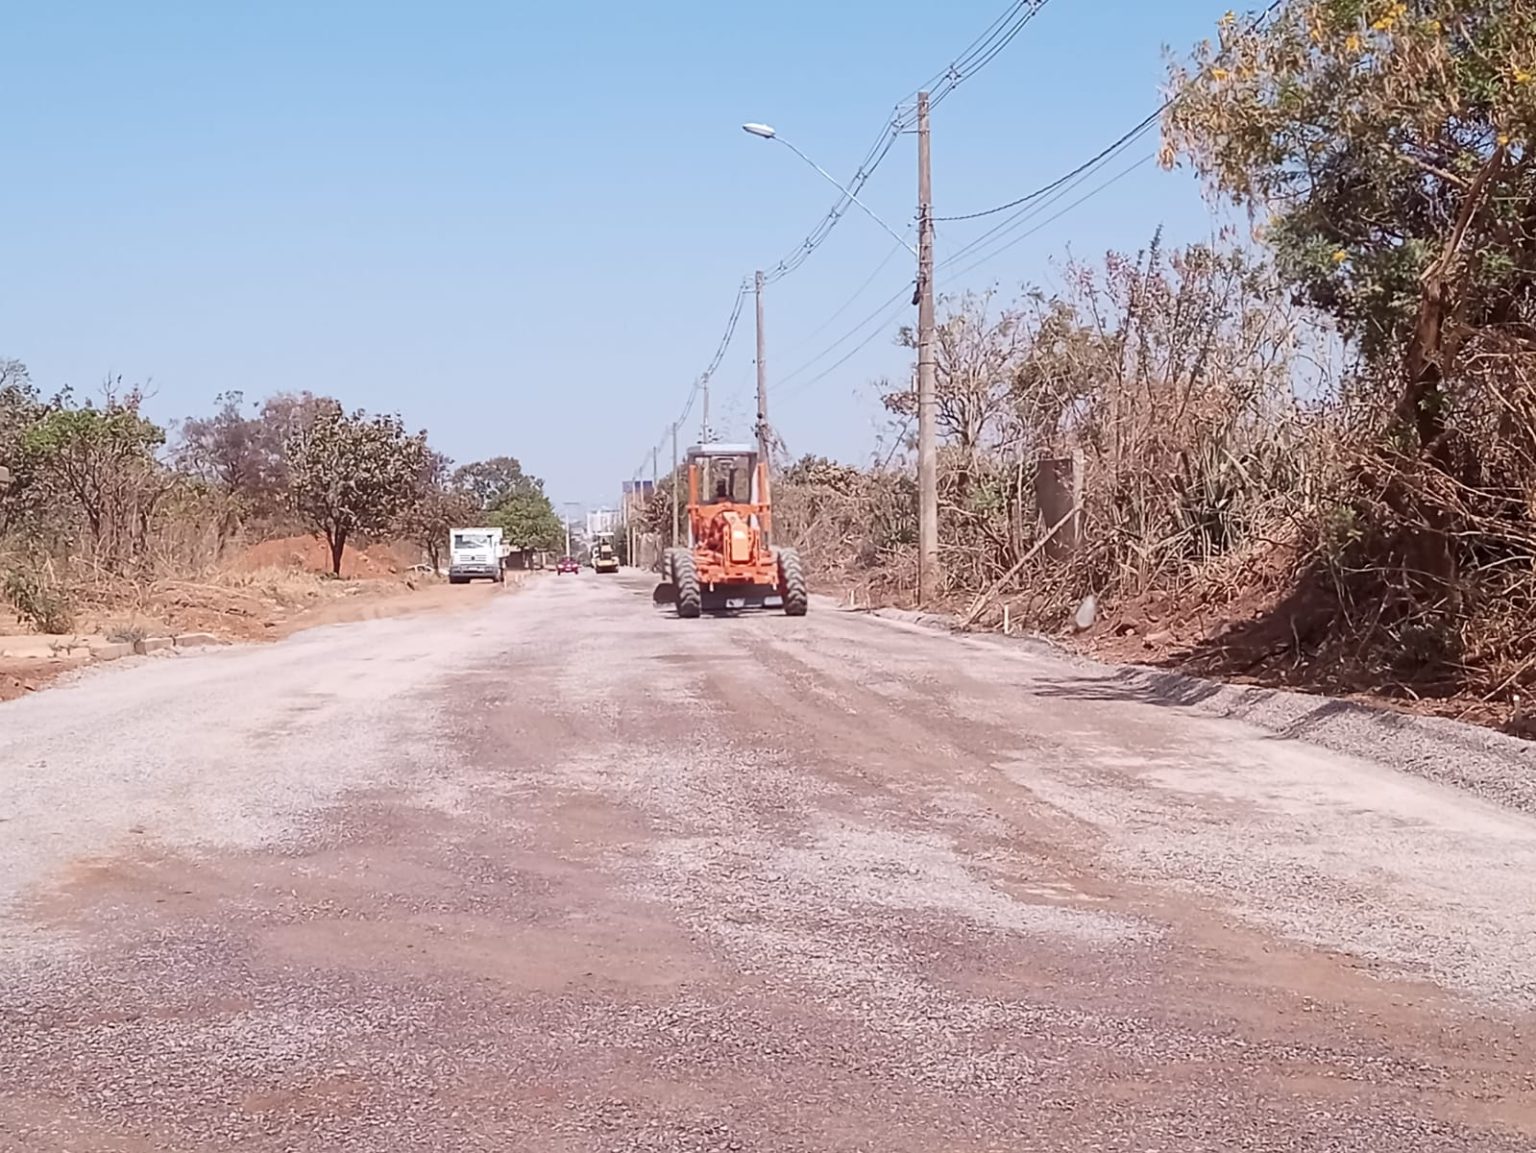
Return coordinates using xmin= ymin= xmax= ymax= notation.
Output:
xmin=654 ymin=443 xmax=807 ymax=618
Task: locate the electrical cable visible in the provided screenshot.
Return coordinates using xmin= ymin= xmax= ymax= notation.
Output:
xmin=935 ymin=111 xmax=1159 ymax=222
xmin=638 ymin=0 xmax=1268 ymax=453
xmin=771 ymin=151 xmax=1152 ymax=407
xmin=941 ymin=153 xmax=1156 ymax=284
xmin=674 ymin=278 xmax=750 ymax=433
xmin=775 ymin=292 xmax=912 ymax=403
xmin=926 ymin=0 xmax=1053 ymax=111
xmin=936 ymin=130 xmax=1150 ymax=272
xmin=774 ymin=279 xmax=914 ymax=391
xmin=761 ymin=0 xmax=1055 ymax=286
xmin=934 ymin=0 xmax=1283 ymax=222
xmin=792 ymin=233 xmax=914 ymax=347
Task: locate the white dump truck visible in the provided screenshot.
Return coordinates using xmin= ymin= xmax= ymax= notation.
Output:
xmin=448 ymin=526 xmax=505 ymax=584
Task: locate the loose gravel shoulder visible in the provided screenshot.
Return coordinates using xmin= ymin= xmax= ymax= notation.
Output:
xmin=854 ymin=600 xmax=1536 ymax=815
xmin=2 ymin=574 xmax=1534 ymax=1151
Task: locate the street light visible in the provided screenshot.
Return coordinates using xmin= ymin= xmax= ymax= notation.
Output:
xmin=741 ymin=122 xmax=916 ymax=256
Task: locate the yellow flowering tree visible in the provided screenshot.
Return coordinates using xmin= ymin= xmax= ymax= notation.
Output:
xmin=1164 ymin=1 xmax=1536 ymax=450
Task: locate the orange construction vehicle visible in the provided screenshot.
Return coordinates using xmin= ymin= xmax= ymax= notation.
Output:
xmin=654 ymin=443 xmax=807 ymax=618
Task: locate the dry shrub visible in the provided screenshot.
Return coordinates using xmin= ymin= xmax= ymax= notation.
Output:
xmin=1308 ymin=335 xmax=1536 ymax=701
xmin=785 ymin=236 xmax=1341 ymax=624
xmin=1 ymin=566 xmax=76 ymax=634
xmin=784 ymin=231 xmax=1536 ymax=714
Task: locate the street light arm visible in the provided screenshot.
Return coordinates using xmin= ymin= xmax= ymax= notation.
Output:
xmin=771 ymin=137 xmax=918 ymax=257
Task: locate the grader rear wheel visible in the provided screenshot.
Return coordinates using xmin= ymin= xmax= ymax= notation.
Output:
xmin=673 ymin=550 xmax=702 ymax=619
xmin=653 ymin=549 xmax=679 ymax=605
xmin=777 ymin=547 xmax=808 ymax=616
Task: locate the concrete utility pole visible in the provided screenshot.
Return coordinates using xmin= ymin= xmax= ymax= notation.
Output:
xmin=754 ymin=269 xmax=771 ymax=544
xmin=915 ymin=90 xmax=939 ymax=605
xmin=628 ymin=478 xmax=637 ymax=567
xmin=649 ymin=446 xmax=659 ymax=569
xmin=700 ymin=377 xmax=710 ymax=445
xmin=671 ymin=422 xmax=680 ymax=548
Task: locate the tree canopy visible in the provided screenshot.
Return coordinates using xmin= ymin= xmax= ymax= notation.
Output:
xmin=1165 ymin=0 xmax=1536 ymax=445
xmin=485 ymin=483 xmax=564 ymax=551
xmin=447 ymin=454 xmax=564 ymax=550
xmin=285 ymin=403 xmax=429 ymax=575
xmin=452 ymin=456 xmax=530 ymax=509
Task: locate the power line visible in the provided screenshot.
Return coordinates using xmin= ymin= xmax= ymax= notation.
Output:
xmin=934 ymin=0 xmax=1283 ymax=223
xmin=633 ymin=0 xmax=1061 ymax=477
xmin=771 ymin=151 xmax=1154 ymax=409
xmin=761 ymin=117 xmax=905 ymax=286
xmin=925 ymin=0 xmax=1054 ymax=111
xmin=793 ymin=233 xmax=913 ymax=346
xmin=936 ymin=131 xmax=1149 ymax=273
xmin=902 ymin=0 xmax=1028 ymax=103
xmin=941 ymin=153 xmax=1156 ymax=283
xmin=774 ymin=291 xmax=912 ymax=403
xmin=761 ymin=0 xmax=1055 ymax=286
xmin=633 ymin=278 xmax=751 ymax=479
xmin=676 ymin=278 xmax=751 ymax=430
xmin=774 ymin=279 xmax=914 ymax=391
xmin=666 ymin=280 xmax=749 ymax=442
xmin=935 ymin=111 xmax=1159 ymax=222
xmin=770 ymin=129 xmax=1143 ymax=393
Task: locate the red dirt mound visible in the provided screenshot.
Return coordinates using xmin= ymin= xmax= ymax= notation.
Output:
xmin=232 ymin=535 xmax=405 ymax=579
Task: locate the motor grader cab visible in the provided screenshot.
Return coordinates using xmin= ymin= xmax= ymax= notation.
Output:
xmin=654 ymin=443 xmax=807 ymax=618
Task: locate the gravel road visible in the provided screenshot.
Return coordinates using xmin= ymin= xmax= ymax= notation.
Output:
xmin=2 ymin=572 xmax=1535 ymax=1151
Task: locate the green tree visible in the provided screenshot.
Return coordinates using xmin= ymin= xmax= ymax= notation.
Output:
xmin=1164 ymin=0 xmax=1536 ymax=447
xmin=0 ymin=360 xmax=43 ymax=535
xmin=18 ymin=384 xmax=170 ymax=569
xmin=486 ymin=481 xmax=564 ymax=550
xmin=173 ymin=389 xmax=336 ymax=536
xmin=0 ymin=360 xmax=39 ymax=459
xmin=451 ymin=455 xmax=528 ymax=509
xmin=450 ymin=454 xmax=564 ymax=550
xmin=397 ymin=449 xmax=475 ymax=572
xmin=285 ymin=403 xmax=429 ymax=576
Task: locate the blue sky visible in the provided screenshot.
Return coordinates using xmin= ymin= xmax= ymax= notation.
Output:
xmin=3 ymin=1 xmax=1239 ymax=507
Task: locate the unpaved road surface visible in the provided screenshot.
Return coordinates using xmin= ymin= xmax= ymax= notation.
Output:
xmin=3 ymin=572 xmax=1535 ymax=1151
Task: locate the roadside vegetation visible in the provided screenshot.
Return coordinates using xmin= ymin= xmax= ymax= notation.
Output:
xmin=0 ymin=364 xmax=563 ymax=636
xmin=749 ymin=0 xmax=1536 ymax=730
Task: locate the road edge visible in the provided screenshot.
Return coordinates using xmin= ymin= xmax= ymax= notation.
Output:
xmin=0 ymin=577 xmax=531 ymax=705
xmin=826 ymin=597 xmax=1536 ymax=815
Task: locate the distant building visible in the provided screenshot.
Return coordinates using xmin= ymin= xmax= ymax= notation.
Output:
xmin=586 ymin=507 xmax=618 ymax=536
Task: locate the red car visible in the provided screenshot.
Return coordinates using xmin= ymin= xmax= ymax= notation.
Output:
xmin=556 ymin=556 xmax=580 ymax=575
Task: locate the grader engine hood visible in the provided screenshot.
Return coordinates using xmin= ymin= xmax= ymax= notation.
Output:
xmin=701 ymin=508 xmax=757 ymax=563
xmin=717 ymin=510 xmax=753 ymax=563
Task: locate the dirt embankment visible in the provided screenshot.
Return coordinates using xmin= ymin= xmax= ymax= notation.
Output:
xmin=0 ymin=535 xmax=514 ymax=703
xmin=821 ymin=560 xmax=1535 ymax=738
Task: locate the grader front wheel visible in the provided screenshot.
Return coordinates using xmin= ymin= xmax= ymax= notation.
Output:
xmin=777 ymin=547 xmax=808 ymax=616
xmin=653 ymin=548 xmax=679 ymax=606
xmin=673 ymin=550 xmax=702 ymax=619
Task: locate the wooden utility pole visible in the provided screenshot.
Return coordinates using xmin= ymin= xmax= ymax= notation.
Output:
xmin=754 ymin=269 xmax=771 ymax=545
xmin=915 ymin=90 xmax=939 ymax=605
xmin=671 ymin=422 xmax=680 ymax=547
